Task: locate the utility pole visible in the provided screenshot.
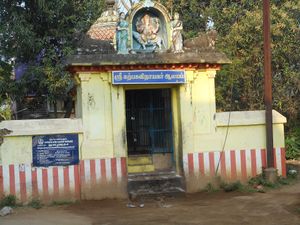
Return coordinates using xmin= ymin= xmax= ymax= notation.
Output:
xmin=263 ymin=0 xmax=277 ymax=182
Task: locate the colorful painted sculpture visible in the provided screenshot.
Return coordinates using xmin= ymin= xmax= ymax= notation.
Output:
xmin=133 ymin=14 xmax=164 ymax=50
xmin=116 ymin=12 xmax=129 ymax=54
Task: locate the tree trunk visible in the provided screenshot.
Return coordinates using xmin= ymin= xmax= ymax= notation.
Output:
xmin=53 ymin=100 xmax=58 ymax=118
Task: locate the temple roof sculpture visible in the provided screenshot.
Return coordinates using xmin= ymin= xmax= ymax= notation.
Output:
xmin=66 ymin=0 xmax=230 ymax=68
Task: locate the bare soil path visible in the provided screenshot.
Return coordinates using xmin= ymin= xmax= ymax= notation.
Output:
xmin=1 ymin=181 xmax=300 ymax=225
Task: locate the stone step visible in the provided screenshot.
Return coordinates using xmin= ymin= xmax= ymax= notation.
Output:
xmin=127 ymin=164 xmax=155 ymax=173
xmin=128 ymin=171 xmax=186 ymax=198
xmin=130 ymin=187 xmax=186 ymax=199
xmin=128 ymin=155 xmax=153 ymax=166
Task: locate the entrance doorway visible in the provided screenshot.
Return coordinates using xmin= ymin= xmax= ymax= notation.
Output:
xmin=125 ymin=89 xmax=173 ymax=159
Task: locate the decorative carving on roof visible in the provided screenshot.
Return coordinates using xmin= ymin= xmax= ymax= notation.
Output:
xmin=86 ymin=0 xmax=118 ymax=41
xmin=171 ymin=12 xmax=184 ymax=53
xmin=184 ymin=30 xmax=218 ymax=50
xmin=116 ymin=12 xmax=129 ymax=54
xmin=133 ymin=13 xmax=164 ymax=51
xmin=77 ymin=0 xmax=222 ymax=58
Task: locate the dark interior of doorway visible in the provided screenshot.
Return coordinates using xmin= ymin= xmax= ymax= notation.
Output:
xmin=125 ymin=89 xmax=173 ymax=156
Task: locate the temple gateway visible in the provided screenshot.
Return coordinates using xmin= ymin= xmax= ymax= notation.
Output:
xmin=0 ymin=0 xmax=286 ymax=202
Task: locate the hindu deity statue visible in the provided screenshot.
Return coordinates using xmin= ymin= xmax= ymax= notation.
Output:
xmin=133 ymin=14 xmax=164 ymax=50
xmin=116 ymin=12 xmax=129 ymax=54
xmin=171 ymin=12 xmax=184 ymax=53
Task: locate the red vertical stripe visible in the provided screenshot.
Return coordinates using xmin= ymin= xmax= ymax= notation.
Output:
xmin=273 ymin=148 xmax=277 ymax=168
xmin=74 ymin=165 xmax=80 ymax=199
xmin=188 ymin=153 xmax=194 ymax=175
xmin=31 ymin=169 xmax=38 ymax=198
xmin=111 ymin=158 xmax=117 ymax=182
xmin=53 ymin=167 xmax=59 ymax=198
xmin=121 ymin=157 xmax=127 ymax=177
xmin=101 ymin=159 xmax=106 ymax=181
xmin=209 ymin=152 xmax=215 ymax=177
xmin=19 ymin=169 xmax=26 ymax=202
xmin=198 ymin=153 xmax=205 ymax=176
xmin=251 ymin=149 xmax=257 ymax=177
xmin=63 ymin=167 xmax=70 ymax=195
xmin=220 ymin=152 xmax=226 ymax=179
xmin=42 ymin=169 xmax=48 ymax=200
xmin=0 ymin=166 xmax=3 ymax=197
xmin=240 ymin=150 xmax=247 ymax=181
xmin=9 ymin=165 xmax=15 ymax=195
xmin=281 ymin=148 xmax=287 ymax=177
xmin=90 ymin=160 xmax=96 ymax=185
xmin=80 ymin=160 xmax=85 ymax=185
xmin=261 ymin=149 xmax=267 ymax=169
xmin=230 ymin=151 xmax=237 ymax=180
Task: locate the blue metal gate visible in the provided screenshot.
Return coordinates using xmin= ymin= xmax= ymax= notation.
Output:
xmin=126 ymin=89 xmax=173 ymax=155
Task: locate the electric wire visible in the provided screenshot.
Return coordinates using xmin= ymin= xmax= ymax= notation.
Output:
xmin=214 ymin=77 xmax=234 ymax=176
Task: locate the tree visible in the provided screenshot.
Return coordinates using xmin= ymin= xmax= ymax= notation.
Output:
xmin=0 ymin=0 xmax=106 ymax=117
xmin=208 ymin=0 xmax=300 ymax=124
xmin=160 ymin=0 xmax=210 ymax=38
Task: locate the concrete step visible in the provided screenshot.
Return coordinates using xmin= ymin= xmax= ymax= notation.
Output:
xmin=128 ymin=171 xmax=186 ymax=198
xmin=128 ymin=164 xmax=155 ymax=173
xmin=128 ymin=155 xmax=152 ymax=165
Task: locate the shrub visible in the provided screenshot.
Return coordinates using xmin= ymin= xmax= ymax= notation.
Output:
xmin=220 ymin=181 xmax=243 ymax=192
xmin=0 ymin=195 xmax=17 ymax=207
xmin=28 ymin=199 xmax=43 ymax=209
xmin=286 ymin=128 xmax=300 ymax=160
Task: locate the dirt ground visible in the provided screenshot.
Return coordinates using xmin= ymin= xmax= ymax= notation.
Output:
xmin=1 ymin=181 xmax=300 ymax=225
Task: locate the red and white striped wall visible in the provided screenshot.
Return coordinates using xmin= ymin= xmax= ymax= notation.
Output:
xmin=183 ymin=148 xmax=286 ymax=181
xmin=80 ymin=158 xmax=127 ymax=185
xmin=0 ymin=157 xmax=127 ymax=202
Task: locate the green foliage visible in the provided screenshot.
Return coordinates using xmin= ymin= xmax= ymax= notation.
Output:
xmin=220 ymin=181 xmax=243 ymax=192
xmin=50 ymin=200 xmax=74 ymax=206
xmin=248 ymin=173 xmax=297 ymax=190
xmin=207 ymin=0 xmax=300 ymax=151
xmin=205 ymin=182 xmax=219 ymax=192
xmin=27 ymin=198 xmax=43 ymax=209
xmin=160 ymin=0 xmax=209 ymax=38
xmin=0 ymin=0 xmax=106 ymax=117
xmin=0 ymin=195 xmax=17 ymax=207
xmin=286 ymin=127 xmax=300 ymax=160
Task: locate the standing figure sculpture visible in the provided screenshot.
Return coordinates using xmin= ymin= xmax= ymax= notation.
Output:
xmin=116 ymin=12 xmax=129 ymax=54
xmin=171 ymin=12 xmax=184 ymax=53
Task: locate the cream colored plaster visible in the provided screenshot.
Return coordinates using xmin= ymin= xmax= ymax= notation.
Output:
xmin=179 ymin=70 xmax=217 ymax=154
xmin=111 ymin=85 xmax=127 ymax=158
xmin=171 ymin=86 xmax=181 ymax=173
xmin=0 ymin=136 xmax=32 ymax=165
xmin=79 ymin=73 xmax=114 ymax=159
xmin=183 ymin=115 xmax=285 ymax=154
xmin=0 ymin=119 xmax=83 ymax=136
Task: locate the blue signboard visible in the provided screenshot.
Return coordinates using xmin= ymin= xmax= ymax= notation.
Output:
xmin=32 ymin=134 xmax=79 ymax=167
xmin=112 ymin=70 xmax=186 ymax=84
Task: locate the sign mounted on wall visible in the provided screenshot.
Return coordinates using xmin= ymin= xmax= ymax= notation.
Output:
xmin=112 ymin=70 xmax=186 ymax=85
xmin=32 ymin=134 xmax=79 ymax=167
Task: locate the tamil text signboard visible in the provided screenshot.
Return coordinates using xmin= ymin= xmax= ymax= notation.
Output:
xmin=112 ymin=70 xmax=186 ymax=84
xmin=32 ymin=134 xmax=79 ymax=167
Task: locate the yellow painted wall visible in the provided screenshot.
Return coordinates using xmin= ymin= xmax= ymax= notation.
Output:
xmin=77 ymin=73 xmax=115 ymax=159
xmin=0 ymin=68 xmax=287 ymax=167
xmin=74 ymin=69 xmax=286 ymax=164
xmin=0 ymin=119 xmax=83 ymax=165
xmin=179 ymin=70 xmax=217 ymax=154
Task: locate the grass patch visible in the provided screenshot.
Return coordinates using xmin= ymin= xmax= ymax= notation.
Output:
xmin=205 ymin=183 xmax=219 ymax=192
xmin=0 ymin=195 xmax=17 ymax=208
xmin=50 ymin=200 xmax=74 ymax=206
xmin=27 ymin=199 xmax=43 ymax=209
xmin=220 ymin=181 xmax=243 ymax=192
